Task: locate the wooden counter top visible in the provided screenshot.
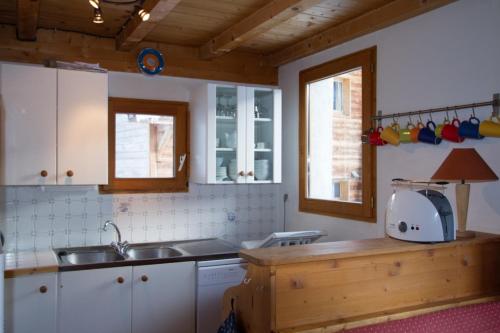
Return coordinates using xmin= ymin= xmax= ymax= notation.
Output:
xmin=239 ymin=232 xmax=500 ymax=266
xmin=229 ymin=232 xmax=500 ymax=332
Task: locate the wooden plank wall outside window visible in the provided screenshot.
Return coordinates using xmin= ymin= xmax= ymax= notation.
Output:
xmin=100 ymin=98 xmax=189 ymax=194
xmin=299 ymin=47 xmax=377 ymax=222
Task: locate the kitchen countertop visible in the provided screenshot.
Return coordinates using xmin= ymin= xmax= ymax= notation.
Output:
xmin=5 ymin=238 xmax=241 ymax=277
xmin=239 ymin=232 xmax=500 ymax=266
xmin=5 ymin=250 xmax=59 ymax=278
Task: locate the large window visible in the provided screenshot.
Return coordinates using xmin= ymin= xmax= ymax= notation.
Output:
xmin=299 ymin=47 xmax=376 ymax=222
xmin=100 ymin=98 xmax=189 ymax=194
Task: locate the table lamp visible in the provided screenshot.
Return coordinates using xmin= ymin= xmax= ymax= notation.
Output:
xmin=431 ymin=148 xmax=498 ymax=239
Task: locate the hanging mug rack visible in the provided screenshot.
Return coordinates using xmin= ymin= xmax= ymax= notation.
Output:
xmin=363 ymin=93 xmax=500 ymax=145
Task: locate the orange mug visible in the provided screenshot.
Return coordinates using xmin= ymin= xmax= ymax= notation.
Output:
xmin=410 ymin=122 xmax=424 ymax=143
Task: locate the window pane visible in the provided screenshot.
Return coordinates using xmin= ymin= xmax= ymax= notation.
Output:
xmin=115 ymin=113 xmax=175 ymax=178
xmin=306 ymin=68 xmax=362 ymax=203
xmin=216 ymin=86 xmax=238 ymax=182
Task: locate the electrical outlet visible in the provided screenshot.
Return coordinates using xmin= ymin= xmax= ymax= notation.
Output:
xmin=227 ymin=211 xmax=236 ymax=222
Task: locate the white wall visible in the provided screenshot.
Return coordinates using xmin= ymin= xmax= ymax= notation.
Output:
xmin=279 ymin=0 xmax=500 ymax=241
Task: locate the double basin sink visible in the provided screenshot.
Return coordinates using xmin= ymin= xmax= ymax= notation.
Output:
xmin=55 ymin=238 xmax=240 ymax=267
xmin=57 ymin=243 xmax=185 ymax=266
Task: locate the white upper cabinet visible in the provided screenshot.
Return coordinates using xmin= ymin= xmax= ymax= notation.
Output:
xmin=191 ymin=83 xmax=281 ymax=184
xmin=0 ymin=64 xmax=57 ymax=185
xmin=57 ymin=69 xmax=108 ymax=185
xmin=0 ymin=63 xmax=108 ymax=185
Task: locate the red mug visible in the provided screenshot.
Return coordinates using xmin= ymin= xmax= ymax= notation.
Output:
xmin=441 ymin=118 xmax=465 ymax=143
xmin=369 ymin=126 xmax=386 ymax=146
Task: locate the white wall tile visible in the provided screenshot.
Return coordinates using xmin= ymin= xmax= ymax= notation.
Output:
xmin=0 ymin=183 xmax=280 ymax=252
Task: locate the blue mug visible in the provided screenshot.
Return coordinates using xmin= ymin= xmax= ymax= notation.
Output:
xmin=418 ymin=120 xmax=442 ymax=145
xmin=458 ymin=116 xmax=484 ymax=139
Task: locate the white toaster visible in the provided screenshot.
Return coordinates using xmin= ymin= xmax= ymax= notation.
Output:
xmin=386 ymin=189 xmax=455 ymax=243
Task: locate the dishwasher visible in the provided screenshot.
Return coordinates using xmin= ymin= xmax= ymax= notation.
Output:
xmin=196 ymin=258 xmax=247 ymax=333
xmin=195 ymin=231 xmax=326 ymax=332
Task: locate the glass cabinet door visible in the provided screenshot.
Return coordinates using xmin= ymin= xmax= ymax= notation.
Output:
xmin=214 ymin=85 xmax=245 ymax=183
xmin=246 ymin=88 xmax=281 ymax=183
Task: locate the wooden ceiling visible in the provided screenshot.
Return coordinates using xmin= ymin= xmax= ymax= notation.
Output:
xmin=0 ymin=0 xmax=455 ymax=84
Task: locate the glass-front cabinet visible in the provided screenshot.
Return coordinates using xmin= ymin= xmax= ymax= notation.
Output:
xmin=191 ymin=83 xmax=281 ymax=184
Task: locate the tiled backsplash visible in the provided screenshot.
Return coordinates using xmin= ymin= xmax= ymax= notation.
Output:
xmin=0 ymin=184 xmax=280 ymax=252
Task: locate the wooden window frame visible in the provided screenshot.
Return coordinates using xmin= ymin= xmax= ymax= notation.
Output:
xmin=299 ymin=47 xmax=377 ymax=222
xmin=99 ymin=97 xmax=189 ymax=194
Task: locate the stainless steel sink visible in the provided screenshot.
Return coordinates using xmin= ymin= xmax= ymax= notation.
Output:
xmin=55 ymin=238 xmax=237 ymax=267
xmin=126 ymin=246 xmax=183 ymax=260
xmin=57 ymin=247 xmax=126 ymax=265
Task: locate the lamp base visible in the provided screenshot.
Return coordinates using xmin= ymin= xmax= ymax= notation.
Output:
xmin=456 ymin=230 xmax=476 ymax=239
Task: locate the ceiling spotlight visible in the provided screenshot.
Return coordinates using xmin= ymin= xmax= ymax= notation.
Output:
xmin=93 ymin=8 xmax=104 ymax=24
xmin=138 ymin=9 xmax=150 ymax=21
xmin=89 ymin=0 xmax=100 ymax=9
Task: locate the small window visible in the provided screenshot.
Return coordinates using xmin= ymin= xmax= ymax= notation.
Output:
xmin=299 ymin=47 xmax=376 ymax=222
xmin=100 ymin=98 xmax=189 ymax=194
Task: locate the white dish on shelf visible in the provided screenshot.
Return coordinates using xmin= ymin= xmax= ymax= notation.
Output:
xmin=228 ymin=159 xmax=238 ymax=180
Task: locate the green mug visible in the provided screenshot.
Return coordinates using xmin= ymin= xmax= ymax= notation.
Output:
xmin=399 ymin=123 xmax=415 ymax=143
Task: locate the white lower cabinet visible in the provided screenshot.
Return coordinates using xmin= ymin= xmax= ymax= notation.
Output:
xmin=58 ymin=262 xmax=196 ymax=333
xmin=5 ymin=273 xmax=57 ymax=333
xmin=58 ymin=267 xmax=133 ymax=333
xmin=132 ymin=262 xmax=196 ymax=333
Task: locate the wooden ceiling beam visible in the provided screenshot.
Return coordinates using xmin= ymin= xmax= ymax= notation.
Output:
xmin=267 ymin=0 xmax=456 ymax=66
xmin=0 ymin=25 xmax=278 ymax=85
xmin=199 ymin=0 xmax=323 ymax=60
xmin=116 ymin=0 xmax=182 ymax=51
xmin=16 ymin=0 xmax=40 ymax=41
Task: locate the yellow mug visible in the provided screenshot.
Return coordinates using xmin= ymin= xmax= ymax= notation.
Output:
xmin=380 ymin=123 xmax=400 ymax=146
xmin=479 ymin=116 xmax=500 ymax=137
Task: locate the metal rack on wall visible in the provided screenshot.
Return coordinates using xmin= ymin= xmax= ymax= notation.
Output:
xmin=372 ymin=93 xmax=499 ymax=124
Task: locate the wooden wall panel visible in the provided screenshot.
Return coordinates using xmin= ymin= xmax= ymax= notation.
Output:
xmin=0 ymin=25 xmax=277 ymax=85
xmin=267 ymin=0 xmax=456 ymax=66
xmin=240 ymin=0 xmax=392 ymax=53
xmin=273 ymin=241 xmax=500 ymax=330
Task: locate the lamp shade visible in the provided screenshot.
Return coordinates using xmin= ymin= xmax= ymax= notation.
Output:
xmin=431 ymin=148 xmax=498 ymax=183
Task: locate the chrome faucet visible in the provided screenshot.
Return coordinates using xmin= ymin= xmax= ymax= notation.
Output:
xmin=103 ymin=220 xmax=130 ymax=256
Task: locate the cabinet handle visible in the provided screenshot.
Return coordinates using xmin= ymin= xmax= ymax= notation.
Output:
xmin=141 ymin=275 xmax=149 ymax=282
xmin=40 ymin=170 xmax=48 ymax=178
xmin=117 ymin=276 xmax=124 ymax=284
xmin=247 ymin=171 xmax=254 ymax=177
xmin=66 ymin=170 xmax=74 ymax=177
xmin=238 ymin=171 xmax=245 ymax=177
xmin=39 ymin=285 xmax=48 ymax=293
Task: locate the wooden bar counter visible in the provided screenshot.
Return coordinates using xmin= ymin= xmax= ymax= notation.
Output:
xmin=224 ymin=233 xmax=500 ymax=333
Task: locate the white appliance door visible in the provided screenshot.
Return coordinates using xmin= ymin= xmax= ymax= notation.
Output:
xmin=197 ymin=262 xmax=246 ymax=333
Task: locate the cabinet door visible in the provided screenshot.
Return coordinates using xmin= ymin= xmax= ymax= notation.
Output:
xmin=246 ymin=87 xmax=282 ymax=183
xmin=0 ymin=64 xmax=57 ymax=185
xmin=58 ymin=267 xmax=132 ymax=333
xmin=57 ymin=69 xmax=108 ymax=185
xmin=132 ymin=262 xmax=195 ymax=333
xmin=5 ymin=273 xmax=57 ymax=333
xmin=209 ymin=84 xmax=246 ymax=184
